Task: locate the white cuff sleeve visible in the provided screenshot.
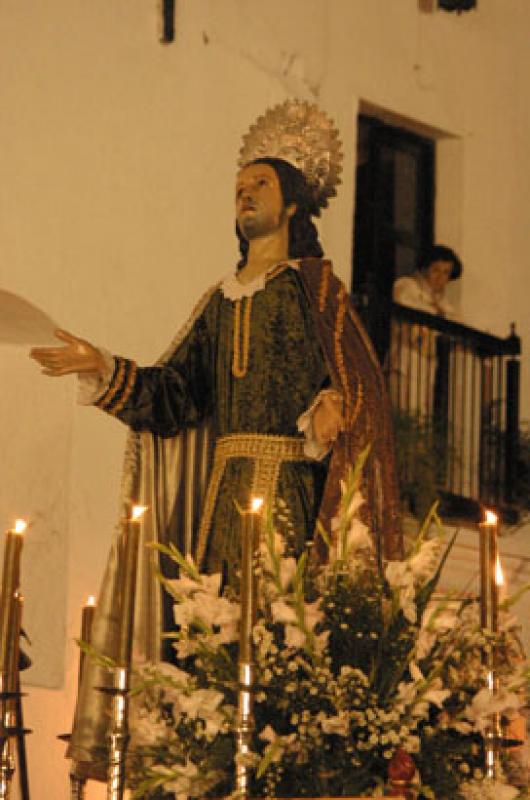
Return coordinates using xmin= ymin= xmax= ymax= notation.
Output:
xmin=297 ymin=388 xmax=342 ymax=461
xmin=76 ymin=348 xmax=116 ymax=405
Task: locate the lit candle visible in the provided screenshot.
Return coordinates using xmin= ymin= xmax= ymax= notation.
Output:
xmin=6 ymin=592 xmax=23 ymax=716
xmin=479 ymin=509 xmax=499 ymax=634
xmin=479 ymin=509 xmax=502 ymax=779
xmin=79 ymin=595 xmax=96 ymax=682
xmin=239 ymin=497 xmax=263 ymax=666
xmin=117 ymin=505 xmax=147 ymax=667
xmin=237 ymin=497 xmax=263 ymax=798
xmin=0 ymin=520 xmax=27 ymax=677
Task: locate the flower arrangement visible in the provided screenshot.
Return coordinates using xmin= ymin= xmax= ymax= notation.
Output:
xmin=126 ymin=450 xmax=529 ymax=799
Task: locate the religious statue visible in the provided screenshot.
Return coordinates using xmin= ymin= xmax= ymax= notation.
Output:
xmin=30 ymin=100 xmax=402 ymax=779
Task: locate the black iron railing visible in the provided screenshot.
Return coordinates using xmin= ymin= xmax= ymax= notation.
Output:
xmin=388 ymin=303 xmax=521 ymax=520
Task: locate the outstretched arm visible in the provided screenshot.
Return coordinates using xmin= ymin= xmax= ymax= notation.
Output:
xmin=30 ymin=330 xmax=106 ymax=377
xmin=30 ymin=318 xmax=214 ymax=437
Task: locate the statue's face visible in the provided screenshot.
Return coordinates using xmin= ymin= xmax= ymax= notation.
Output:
xmin=235 ymin=163 xmax=295 ymax=240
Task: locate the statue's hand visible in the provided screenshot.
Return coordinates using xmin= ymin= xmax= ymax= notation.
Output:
xmin=312 ymin=391 xmax=345 ymax=447
xmin=30 ymin=330 xmax=106 ymax=377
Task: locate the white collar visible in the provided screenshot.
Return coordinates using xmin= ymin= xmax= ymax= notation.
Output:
xmin=220 ymin=260 xmax=299 ymax=301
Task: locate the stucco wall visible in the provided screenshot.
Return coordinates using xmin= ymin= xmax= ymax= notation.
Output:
xmin=0 ymin=1 xmax=528 ymax=796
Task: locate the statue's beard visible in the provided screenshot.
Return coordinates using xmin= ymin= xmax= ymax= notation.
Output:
xmin=239 ymin=206 xmax=289 ymax=242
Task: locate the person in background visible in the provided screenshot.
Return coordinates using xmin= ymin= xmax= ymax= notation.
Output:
xmin=393 ymin=244 xmax=463 ymax=319
xmin=389 ymin=245 xmax=463 ymax=418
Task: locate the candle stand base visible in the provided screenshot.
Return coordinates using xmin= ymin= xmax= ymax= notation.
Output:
xmin=0 ymin=687 xmax=31 ymax=800
xmin=68 ymin=774 xmax=86 ymax=800
xmin=98 ymin=666 xmax=130 ymax=800
xmin=58 ymin=734 xmax=88 ymax=800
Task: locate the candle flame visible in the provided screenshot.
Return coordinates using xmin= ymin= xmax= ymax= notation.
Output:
xmin=483 ymin=509 xmax=498 ymax=526
xmin=86 ymin=595 xmax=96 ymax=607
xmin=13 ymin=519 xmax=27 ymax=535
xmin=250 ymin=497 xmax=264 ymax=514
xmin=495 ymin=555 xmax=504 ymax=587
xmin=130 ymin=505 xmax=147 ymax=522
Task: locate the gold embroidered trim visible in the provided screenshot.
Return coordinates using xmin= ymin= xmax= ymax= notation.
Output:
xmin=334 ymin=284 xmax=353 ymax=418
xmin=318 ymin=261 xmax=331 ymax=312
xmin=231 ymin=263 xmax=293 ymax=379
xmin=195 ymin=433 xmax=307 ymax=567
xmin=349 ymin=380 xmax=364 ymax=427
xmin=96 ymin=357 xmax=127 ymax=411
xmin=111 ymin=361 xmax=138 ymax=416
xmin=232 ymin=296 xmax=253 ymax=378
xmin=267 ymin=262 xmax=291 ymax=282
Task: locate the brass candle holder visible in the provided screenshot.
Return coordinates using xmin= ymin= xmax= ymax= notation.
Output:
xmin=106 ymin=504 xmax=146 ymax=800
xmin=64 ymin=595 xmax=97 ymax=800
xmin=236 ymin=497 xmax=263 ymax=799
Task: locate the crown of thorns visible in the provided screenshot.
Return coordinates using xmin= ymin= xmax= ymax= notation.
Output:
xmin=238 ymin=99 xmax=343 ymax=210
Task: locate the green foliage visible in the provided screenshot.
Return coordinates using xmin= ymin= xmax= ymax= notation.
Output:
xmin=392 ymin=409 xmax=449 ymax=519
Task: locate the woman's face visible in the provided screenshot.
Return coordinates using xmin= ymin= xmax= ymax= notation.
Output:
xmin=424 ymin=259 xmax=453 ymax=293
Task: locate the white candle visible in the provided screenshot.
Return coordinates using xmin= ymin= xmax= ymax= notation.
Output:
xmin=117 ymin=505 xmax=147 ymax=666
xmin=0 ymin=520 xmax=27 ymax=676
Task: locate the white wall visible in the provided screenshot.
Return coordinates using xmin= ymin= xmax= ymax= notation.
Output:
xmin=0 ymin=1 xmax=529 ymax=796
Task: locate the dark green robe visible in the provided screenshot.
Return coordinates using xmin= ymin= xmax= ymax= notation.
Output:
xmin=100 ymin=266 xmax=329 ymax=580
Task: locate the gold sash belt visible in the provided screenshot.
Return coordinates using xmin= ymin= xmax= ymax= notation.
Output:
xmin=196 ymin=433 xmax=307 ymax=566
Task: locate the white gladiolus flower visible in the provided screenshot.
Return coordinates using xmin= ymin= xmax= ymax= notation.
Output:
xmin=285 ymin=625 xmax=306 ymax=649
xmin=166 ymin=571 xmax=221 ymax=598
xmin=460 ymin=779 xmax=519 ymax=800
xmin=176 ymin=688 xmax=224 ymax=720
xmin=271 ymin=599 xmax=297 ymax=624
xmin=173 ymin=593 xmax=239 ymax=629
xmin=386 ymin=561 xmax=417 ymax=623
xmin=279 ymin=557 xmax=297 ymax=589
xmin=303 ymin=599 xmax=323 ymax=629
xmin=464 ymin=687 xmax=521 ymax=734
xmin=259 ymin=725 xmax=278 ymax=742
xmin=423 ymin=684 xmax=450 ymax=708
xmin=409 ymin=537 xmax=443 ymax=582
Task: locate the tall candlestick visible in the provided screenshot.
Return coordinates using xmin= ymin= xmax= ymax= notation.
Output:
xmin=0 ymin=522 xmax=26 ymax=678
xmin=117 ymin=506 xmax=146 ymax=667
xmin=0 ymin=522 xmax=26 ymax=800
xmin=79 ymin=596 xmax=96 ymax=684
xmin=479 ymin=509 xmax=499 ymax=636
xmin=479 ymin=508 xmax=502 ymax=779
xmin=106 ymin=505 xmax=146 ymax=800
xmin=239 ymin=497 xmax=263 ymax=664
xmin=237 ymin=496 xmax=263 ymax=798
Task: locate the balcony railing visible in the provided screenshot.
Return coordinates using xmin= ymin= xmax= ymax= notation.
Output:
xmin=387 ymin=302 xmax=521 ymax=521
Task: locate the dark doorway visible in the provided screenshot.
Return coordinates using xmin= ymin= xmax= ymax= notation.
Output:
xmin=352 ymin=115 xmax=435 ymax=361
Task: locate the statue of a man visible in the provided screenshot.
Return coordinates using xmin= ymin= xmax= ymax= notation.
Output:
xmin=30 ymin=101 xmax=402 ymax=777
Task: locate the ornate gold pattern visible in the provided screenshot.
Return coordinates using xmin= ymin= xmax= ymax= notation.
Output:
xmin=111 ymin=362 xmax=138 ymax=416
xmin=266 ymin=262 xmax=291 ymax=282
xmin=96 ymin=357 xmax=127 ymax=411
xmin=231 ymin=262 xmax=292 ymax=379
xmin=318 ymin=261 xmax=331 ymax=312
xmin=239 ymin=100 xmax=343 ymax=209
xmin=232 ymin=296 xmax=253 ymax=378
xmin=195 ymin=433 xmax=307 ymax=568
xmin=334 ymin=284 xmax=351 ymax=415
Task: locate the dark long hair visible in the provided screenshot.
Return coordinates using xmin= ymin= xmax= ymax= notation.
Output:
xmin=236 ymin=157 xmax=324 ymax=266
xmin=418 ymin=244 xmax=463 ymax=281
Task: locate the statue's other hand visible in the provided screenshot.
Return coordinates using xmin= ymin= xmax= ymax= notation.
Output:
xmin=312 ymin=391 xmax=345 ymax=448
xmin=30 ymin=330 xmax=106 ymax=377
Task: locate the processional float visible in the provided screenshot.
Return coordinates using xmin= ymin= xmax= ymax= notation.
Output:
xmin=60 ymin=503 xmax=516 ymax=799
